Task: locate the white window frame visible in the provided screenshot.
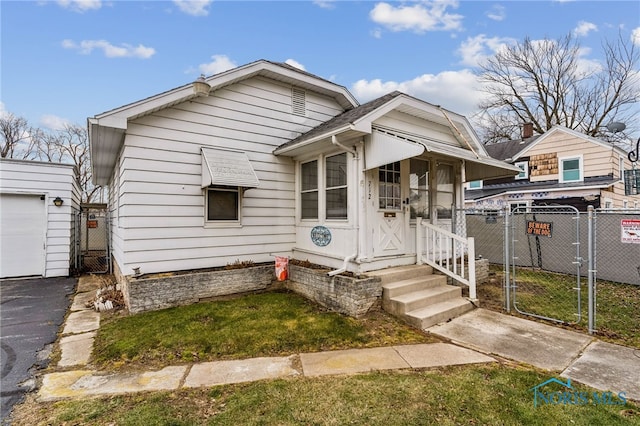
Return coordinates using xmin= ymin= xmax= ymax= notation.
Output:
xmin=559 ymin=155 xmax=583 ymax=183
xmin=603 ymin=197 xmax=613 ymax=210
xmin=205 ymin=186 xmax=241 ymax=226
xmin=509 ymin=200 xmax=530 ymax=212
xmin=619 ymin=155 xmax=625 ymax=181
xmin=300 ymin=159 xmax=319 ymax=221
xmin=467 ymin=180 xmax=483 ymax=189
xmin=325 ymin=153 xmax=348 ymax=220
xmin=514 ymin=161 xmax=529 ymax=180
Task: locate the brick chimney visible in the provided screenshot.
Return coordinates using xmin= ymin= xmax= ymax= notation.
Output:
xmin=522 ymin=123 xmax=534 ymax=139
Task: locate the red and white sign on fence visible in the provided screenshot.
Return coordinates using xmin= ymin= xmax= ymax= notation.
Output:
xmin=621 ymin=219 xmax=640 ymax=244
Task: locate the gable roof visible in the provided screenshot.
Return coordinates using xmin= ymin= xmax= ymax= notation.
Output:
xmin=89 ymin=60 xmax=360 ymax=185
xmin=484 ymin=136 xmax=540 ymax=161
xmin=512 ymin=125 xmax=628 ymax=161
xmin=484 ymin=126 xmax=629 ymax=163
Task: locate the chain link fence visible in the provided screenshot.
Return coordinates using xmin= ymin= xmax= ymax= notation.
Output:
xmin=462 ymin=205 xmax=640 ymax=346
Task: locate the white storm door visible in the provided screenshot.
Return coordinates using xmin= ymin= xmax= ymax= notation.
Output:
xmin=0 ymin=194 xmax=46 ymax=278
xmin=374 ymin=161 xmax=407 ymax=257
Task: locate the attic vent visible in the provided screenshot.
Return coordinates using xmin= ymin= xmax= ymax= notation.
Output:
xmin=291 ymin=88 xmax=306 ymax=116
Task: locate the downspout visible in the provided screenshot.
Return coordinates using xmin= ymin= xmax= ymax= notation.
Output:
xmin=328 ymin=253 xmax=357 ymax=277
xmin=332 ymin=135 xmax=358 ymax=157
xmin=328 ymin=135 xmax=360 ymax=276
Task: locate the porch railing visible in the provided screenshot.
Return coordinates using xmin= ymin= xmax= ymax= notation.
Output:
xmin=415 ymin=217 xmax=477 ymax=300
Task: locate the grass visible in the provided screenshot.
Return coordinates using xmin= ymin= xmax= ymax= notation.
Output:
xmin=13 ymin=364 xmax=640 ymax=425
xmin=92 ymin=290 xmax=434 ymax=370
xmin=479 ymin=265 xmax=640 ymax=348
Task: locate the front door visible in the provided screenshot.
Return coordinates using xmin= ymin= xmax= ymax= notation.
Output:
xmin=373 ymin=161 xmax=408 ymax=256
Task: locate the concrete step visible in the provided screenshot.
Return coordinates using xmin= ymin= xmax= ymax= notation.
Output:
xmin=382 ymin=275 xmax=447 ymax=299
xmin=405 ymin=298 xmax=474 ymax=330
xmin=367 ymin=265 xmax=433 ymax=285
xmin=384 ymin=285 xmax=461 ymax=315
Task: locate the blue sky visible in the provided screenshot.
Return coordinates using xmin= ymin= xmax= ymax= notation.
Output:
xmin=1 ymin=0 xmax=639 ymax=134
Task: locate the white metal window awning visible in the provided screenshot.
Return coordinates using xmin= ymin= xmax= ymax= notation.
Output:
xmin=364 ymin=130 xmax=424 ymax=170
xmin=364 ymin=129 xmax=520 ymax=180
xmin=201 ymin=147 xmax=260 ymax=188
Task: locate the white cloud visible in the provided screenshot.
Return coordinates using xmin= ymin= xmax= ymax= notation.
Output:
xmin=313 ymin=0 xmax=335 ymax=9
xmin=485 ymin=4 xmax=505 ymax=22
xmin=62 ymin=39 xmax=156 ymax=59
xmin=55 ymin=0 xmax=102 ymax=13
xmin=198 ymin=55 xmax=237 ymax=75
xmin=371 ymin=28 xmax=383 ymax=39
xmin=285 ymin=59 xmax=306 ymax=71
xmin=173 ymin=0 xmax=212 ymax=17
xmin=457 ymin=34 xmax=515 ymax=67
xmin=369 ymin=0 xmax=463 ymax=34
xmin=573 ymin=21 xmax=598 ymax=37
xmin=351 ymin=68 xmax=485 ymax=117
xmin=632 ymin=27 xmax=640 ymax=46
xmin=40 ymin=114 xmax=70 ymax=131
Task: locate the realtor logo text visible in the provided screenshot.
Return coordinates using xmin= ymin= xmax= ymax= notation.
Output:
xmin=530 ymin=378 xmax=627 ymax=407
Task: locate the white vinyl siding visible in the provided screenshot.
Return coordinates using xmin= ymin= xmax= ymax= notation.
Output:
xmin=112 ymin=76 xmax=346 ymax=276
xmin=0 ymin=159 xmax=79 ymax=278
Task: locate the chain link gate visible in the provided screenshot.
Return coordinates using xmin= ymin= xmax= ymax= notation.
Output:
xmin=79 ymin=204 xmax=111 ymax=274
xmin=508 ymin=205 xmax=583 ymax=324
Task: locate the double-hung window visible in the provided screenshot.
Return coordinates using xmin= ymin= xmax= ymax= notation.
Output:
xmin=301 ymin=160 xmax=319 ymax=220
xmin=300 ymin=153 xmax=348 ymax=221
xmin=325 ymin=153 xmax=347 ymax=219
xmin=559 ymin=156 xmax=582 ymax=182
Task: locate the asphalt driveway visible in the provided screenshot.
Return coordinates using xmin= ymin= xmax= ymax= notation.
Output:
xmin=1 ymin=276 xmax=76 ymax=424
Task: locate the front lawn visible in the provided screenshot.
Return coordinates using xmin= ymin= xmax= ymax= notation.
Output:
xmin=14 ymin=364 xmax=640 ymax=425
xmin=93 ymin=290 xmax=435 ymax=370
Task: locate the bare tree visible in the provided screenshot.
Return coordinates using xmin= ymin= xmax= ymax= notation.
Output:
xmin=48 ymin=124 xmax=100 ymax=203
xmin=1 ymin=112 xmax=101 ymax=202
xmin=476 ymin=32 xmax=639 ymax=144
xmin=0 ymin=113 xmax=39 ymax=159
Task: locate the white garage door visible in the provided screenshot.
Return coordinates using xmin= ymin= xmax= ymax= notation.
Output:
xmin=0 ymin=194 xmax=46 ymax=278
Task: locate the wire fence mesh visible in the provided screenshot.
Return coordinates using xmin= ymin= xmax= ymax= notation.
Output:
xmin=462 ymin=205 xmax=640 ymax=347
xmin=78 ymin=207 xmax=110 ymax=274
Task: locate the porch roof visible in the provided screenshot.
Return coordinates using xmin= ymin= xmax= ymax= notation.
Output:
xmin=274 ymin=91 xmax=520 ymax=181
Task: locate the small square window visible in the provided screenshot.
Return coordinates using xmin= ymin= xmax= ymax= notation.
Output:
xmin=515 ymin=161 xmax=528 ymax=180
xmin=207 ymin=187 xmax=239 ymax=221
xmin=468 ymin=180 xmax=482 ymax=189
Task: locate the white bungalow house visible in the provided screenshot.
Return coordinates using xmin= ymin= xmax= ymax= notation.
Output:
xmin=89 ymin=60 xmax=519 ymax=319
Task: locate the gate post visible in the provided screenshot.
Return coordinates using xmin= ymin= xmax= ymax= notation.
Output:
xmin=503 ymin=206 xmax=511 ymax=313
xmin=587 ymin=205 xmax=595 ymax=334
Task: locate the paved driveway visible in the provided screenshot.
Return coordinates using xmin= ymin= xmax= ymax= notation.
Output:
xmin=1 ymin=277 xmax=76 ymax=424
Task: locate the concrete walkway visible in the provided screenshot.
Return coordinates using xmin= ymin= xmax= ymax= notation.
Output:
xmin=41 ymin=277 xmax=640 ymax=403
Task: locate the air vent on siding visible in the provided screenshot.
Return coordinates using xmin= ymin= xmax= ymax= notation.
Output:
xmin=291 ymin=88 xmax=306 ymax=116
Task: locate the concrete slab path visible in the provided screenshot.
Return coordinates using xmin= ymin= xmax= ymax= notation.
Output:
xmin=428 ymin=308 xmax=593 ymax=371
xmin=184 ymin=356 xmax=300 ymax=387
xmin=561 ymin=341 xmax=640 ymax=401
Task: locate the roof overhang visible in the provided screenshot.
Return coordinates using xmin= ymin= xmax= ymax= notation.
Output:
xmin=466 ymin=182 xmax=616 ymax=202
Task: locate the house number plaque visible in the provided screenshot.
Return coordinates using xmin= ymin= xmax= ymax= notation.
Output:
xmin=310 ymin=226 xmax=332 ymax=247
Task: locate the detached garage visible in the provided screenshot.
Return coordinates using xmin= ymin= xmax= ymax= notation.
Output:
xmin=0 ymin=159 xmax=80 ymax=278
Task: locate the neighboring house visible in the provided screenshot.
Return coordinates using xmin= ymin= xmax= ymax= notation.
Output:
xmin=88 ymin=59 xmax=518 ymax=287
xmin=465 ymin=125 xmax=640 ymax=212
xmin=0 ymin=158 xmax=80 ymax=278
